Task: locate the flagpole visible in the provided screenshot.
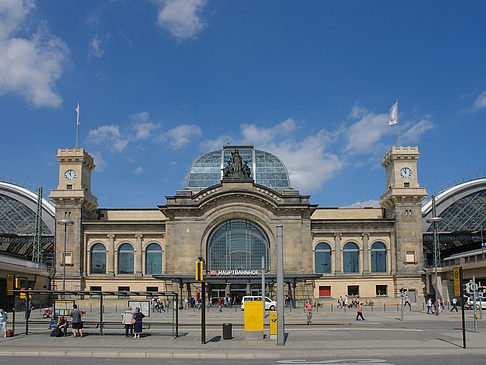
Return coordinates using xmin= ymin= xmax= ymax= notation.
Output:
xmin=396 ymin=99 xmax=400 ymax=146
xmin=75 ymin=102 xmax=80 ymax=149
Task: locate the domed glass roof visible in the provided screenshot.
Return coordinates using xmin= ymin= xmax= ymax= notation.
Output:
xmin=186 ymin=145 xmax=291 ymax=192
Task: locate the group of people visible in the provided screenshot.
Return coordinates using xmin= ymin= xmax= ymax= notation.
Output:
xmin=305 ymin=299 xmax=366 ymax=324
xmin=121 ymin=306 xmax=145 ymax=338
xmin=426 ymin=297 xmax=446 ymax=314
xmin=337 ymin=296 xmax=361 ymax=308
xmin=151 ymin=297 xmax=166 ymax=313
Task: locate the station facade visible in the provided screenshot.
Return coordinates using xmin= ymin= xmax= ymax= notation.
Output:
xmin=49 ymin=145 xmax=428 ymax=303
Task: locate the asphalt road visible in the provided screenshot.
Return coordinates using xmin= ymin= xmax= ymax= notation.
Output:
xmin=0 ymin=356 xmax=483 ymax=365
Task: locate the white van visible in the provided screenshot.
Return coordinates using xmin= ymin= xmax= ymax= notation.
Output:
xmin=240 ymin=296 xmax=276 ymax=311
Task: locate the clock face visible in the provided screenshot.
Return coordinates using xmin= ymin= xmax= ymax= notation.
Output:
xmin=64 ymin=169 xmax=77 ymax=181
xmin=400 ymin=167 xmax=412 ymax=179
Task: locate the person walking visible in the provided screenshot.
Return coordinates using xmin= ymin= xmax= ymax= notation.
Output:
xmin=304 ymin=300 xmax=314 ymax=325
xmin=356 ymin=302 xmax=365 ymax=320
xmin=450 ymin=297 xmax=458 ymax=312
xmin=426 ymin=298 xmax=433 ymax=314
xmin=132 ymin=307 xmax=145 ymax=339
xmin=218 ymin=297 xmax=223 ymax=312
xmin=121 ymin=306 xmax=134 ymax=337
xmin=404 ymin=294 xmax=411 ymax=311
xmin=0 ymin=309 xmax=7 ymax=337
xmin=70 ymin=304 xmax=86 ymax=337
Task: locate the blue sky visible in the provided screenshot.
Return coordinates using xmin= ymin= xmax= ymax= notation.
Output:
xmin=1 ymin=0 xmax=485 ymax=208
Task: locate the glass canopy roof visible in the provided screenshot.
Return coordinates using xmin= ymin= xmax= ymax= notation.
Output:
xmin=186 ymin=146 xmax=291 ymax=192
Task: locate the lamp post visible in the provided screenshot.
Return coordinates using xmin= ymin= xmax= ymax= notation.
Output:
xmin=427 ymin=216 xmax=443 ymax=316
xmin=58 ymin=219 xmax=74 ymax=296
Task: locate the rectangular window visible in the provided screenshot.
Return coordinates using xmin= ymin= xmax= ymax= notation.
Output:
xmin=347 ymin=285 xmax=359 ymax=296
xmin=376 ymin=285 xmax=387 ymax=296
xmin=63 ymin=252 xmax=72 ymax=265
xmin=404 ymin=182 xmax=410 ymax=188
xmin=405 ymin=251 xmax=415 ymax=263
xmin=146 ymin=286 xmax=158 ymax=292
xmin=118 ymin=286 xmax=130 ymax=298
xmin=319 ymin=286 xmax=331 ymax=297
xmin=67 ymin=184 xmax=72 ymax=189
xmin=90 ymin=286 xmax=102 ymax=297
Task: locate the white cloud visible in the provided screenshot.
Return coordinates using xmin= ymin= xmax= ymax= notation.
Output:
xmin=350 ymin=199 xmax=381 ymax=208
xmin=345 ymin=110 xmax=389 ymax=154
xmin=155 ymin=0 xmax=207 ymax=41
xmin=89 ymin=35 xmax=104 ymax=58
xmin=87 ymin=124 xmax=129 ymax=153
xmin=91 ymin=151 xmax=107 ymax=172
xmin=134 ymin=166 xmax=144 ymax=175
xmin=134 ymin=122 xmax=160 ymax=140
xmin=130 ymin=111 xmax=150 ymax=122
xmin=0 ymin=0 xmax=69 ymax=108
xmin=161 ymin=124 xmax=202 ymax=148
xmin=130 ymin=112 xmax=160 ymax=140
xmin=200 ymin=134 xmax=231 ymax=151
xmin=241 ymin=118 xmax=296 ymax=145
xmin=402 ymin=118 xmax=434 ymax=143
xmin=471 ymin=91 xmax=486 ymax=112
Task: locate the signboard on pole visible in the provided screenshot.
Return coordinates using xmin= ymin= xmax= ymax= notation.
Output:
xmin=453 ymin=267 xmax=461 ymax=297
xmin=6 ymin=274 xmax=14 ymax=296
xmin=54 ymin=300 xmax=75 ymax=316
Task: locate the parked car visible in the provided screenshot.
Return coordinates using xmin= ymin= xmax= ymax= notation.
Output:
xmin=240 ymin=296 xmax=276 ymax=311
xmin=465 ymin=297 xmax=486 ymax=310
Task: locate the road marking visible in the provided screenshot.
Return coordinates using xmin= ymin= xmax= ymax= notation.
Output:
xmin=277 ymin=359 xmax=396 ymax=365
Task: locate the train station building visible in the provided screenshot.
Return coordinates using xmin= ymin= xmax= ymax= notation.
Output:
xmin=43 ymin=144 xmax=428 ymax=304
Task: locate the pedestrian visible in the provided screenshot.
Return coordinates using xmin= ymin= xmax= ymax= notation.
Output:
xmin=304 ymin=300 xmax=314 ymax=325
xmin=436 ymin=298 xmax=441 ymax=313
xmin=70 ymin=304 xmax=86 ymax=337
xmin=132 ymin=307 xmax=145 ymax=339
xmin=158 ymin=298 xmax=166 ymax=312
xmin=184 ymin=298 xmax=189 ymax=310
xmin=356 ymin=302 xmax=365 ymax=320
xmin=344 ymin=296 xmax=349 ymax=308
xmin=426 ymin=298 xmax=433 ymax=314
xmin=208 ymin=296 xmax=213 ymax=307
xmin=337 ymin=296 xmax=342 ymax=308
xmin=218 ymin=298 xmax=223 ymax=312
xmin=404 ymin=294 xmax=411 ymax=310
xmin=450 ymin=297 xmax=458 ymax=312
xmin=0 ymin=309 xmax=7 ymax=337
xmin=121 ymin=306 xmax=134 ymax=337
xmin=56 ymin=315 xmax=69 ymax=336
xmin=440 ymin=298 xmax=445 ymax=311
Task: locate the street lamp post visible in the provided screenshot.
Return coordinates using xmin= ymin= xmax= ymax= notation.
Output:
xmin=58 ymin=219 xmax=74 ymax=296
xmin=427 ymin=216 xmax=443 ymax=316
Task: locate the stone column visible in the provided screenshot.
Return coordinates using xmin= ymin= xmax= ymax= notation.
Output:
xmin=82 ymin=233 xmax=88 ymax=276
xmin=246 ymin=283 xmax=251 ymax=296
xmin=135 ymin=233 xmax=143 ymax=277
xmin=107 ymin=234 xmax=115 ymax=276
xmin=362 ymin=233 xmax=370 ymax=274
xmin=334 ymin=233 xmax=342 ymax=275
xmin=390 ymin=233 xmax=397 ymax=274
xmin=225 ymin=283 xmax=231 ymax=297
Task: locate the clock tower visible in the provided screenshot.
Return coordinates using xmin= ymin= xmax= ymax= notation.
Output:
xmin=380 ymin=146 xmax=427 ymax=293
xmin=49 ymin=148 xmax=98 ymax=291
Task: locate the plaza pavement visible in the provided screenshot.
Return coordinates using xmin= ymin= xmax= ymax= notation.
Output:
xmin=1 ymin=306 xmax=485 ymax=359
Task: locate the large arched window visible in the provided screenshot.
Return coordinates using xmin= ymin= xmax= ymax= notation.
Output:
xmin=315 ymin=243 xmax=331 ymax=274
xmin=118 ymin=243 xmax=134 ymax=274
xmin=207 ymin=220 xmax=270 ymax=271
xmin=371 ymin=242 xmax=387 ymax=272
xmin=146 ymin=243 xmax=162 ymax=275
xmin=90 ymin=243 xmax=106 ymax=274
xmin=343 ymin=242 xmax=359 ymax=273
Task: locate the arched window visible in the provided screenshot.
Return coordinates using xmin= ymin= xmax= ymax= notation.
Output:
xmin=90 ymin=243 xmax=106 ymax=274
xmin=146 ymin=243 xmax=162 ymax=275
xmin=207 ymin=220 xmax=270 ymax=271
xmin=343 ymin=242 xmax=359 ymax=273
xmin=371 ymin=242 xmax=387 ymax=272
xmin=118 ymin=243 xmax=134 ymax=274
xmin=315 ymin=243 xmax=331 ymax=274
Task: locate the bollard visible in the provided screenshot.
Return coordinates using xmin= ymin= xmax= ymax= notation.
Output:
xmin=384 ymin=303 xmax=386 ymax=312
xmin=331 ymin=304 xmax=333 ymax=312
xmin=116 ymin=304 xmax=117 ymax=312
xmin=397 ymin=303 xmax=399 ymax=311
xmin=90 ymin=305 xmax=92 ymax=312
xmin=371 ymin=305 xmax=374 ymax=312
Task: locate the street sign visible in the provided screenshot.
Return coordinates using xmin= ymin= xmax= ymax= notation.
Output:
xmin=453 ymin=267 xmax=461 ymax=297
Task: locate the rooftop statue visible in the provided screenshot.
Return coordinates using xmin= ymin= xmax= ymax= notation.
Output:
xmin=222 ymin=149 xmax=252 ymax=180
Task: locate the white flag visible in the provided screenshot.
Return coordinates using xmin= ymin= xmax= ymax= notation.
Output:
xmin=389 ymin=101 xmax=398 ymax=125
xmin=75 ymin=102 xmax=80 ymax=125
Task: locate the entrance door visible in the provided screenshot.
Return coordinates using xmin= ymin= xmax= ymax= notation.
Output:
xmin=230 ymin=284 xmax=247 ymax=304
xmin=408 ymin=289 xmax=416 ymax=303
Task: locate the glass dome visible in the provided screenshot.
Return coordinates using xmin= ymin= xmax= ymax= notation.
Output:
xmin=186 ymin=146 xmax=291 ymax=192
